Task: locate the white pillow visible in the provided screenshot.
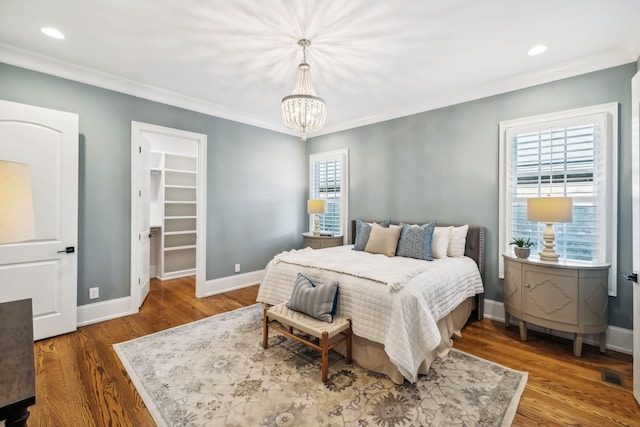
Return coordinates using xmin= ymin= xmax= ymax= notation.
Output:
xmin=432 ymin=226 xmax=453 ymax=259
xmin=447 ymin=224 xmax=469 ymax=257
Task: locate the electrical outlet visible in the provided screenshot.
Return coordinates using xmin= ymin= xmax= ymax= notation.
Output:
xmin=89 ymin=287 xmax=99 ymax=299
xmin=234 ymin=263 xmax=240 ymax=273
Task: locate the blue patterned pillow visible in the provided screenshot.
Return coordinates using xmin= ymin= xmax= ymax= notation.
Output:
xmin=287 ymin=273 xmax=339 ymax=322
xmin=396 ymin=222 xmax=435 ymax=260
xmin=352 ymin=219 xmax=391 ymax=251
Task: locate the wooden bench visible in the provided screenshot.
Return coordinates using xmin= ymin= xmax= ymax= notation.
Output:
xmin=262 ymin=303 xmax=352 ymax=382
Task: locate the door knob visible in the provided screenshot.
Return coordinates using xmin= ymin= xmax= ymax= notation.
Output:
xmin=57 ymin=246 xmax=75 ymax=254
xmin=623 ymin=273 xmax=638 ymax=283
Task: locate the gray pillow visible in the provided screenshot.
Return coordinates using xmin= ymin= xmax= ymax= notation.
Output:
xmin=352 ymin=219 xmax=391 ymax=251
xmin=396 ymin=221 xmax=435 ymax=260
xmin=287 ymin=273 xmax=339 ymax=322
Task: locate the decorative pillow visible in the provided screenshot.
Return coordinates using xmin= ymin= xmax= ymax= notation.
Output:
xmin=396 ymin=222 xmax=435 ymax=260
xmin=287 ymin=273 xmax=339 ymax=322
xmin=432 ymin=226 xmax=453 ymax=259
xmin=364 ymin=223 xmax=402 ymax=257
xmin=352 ymin=219 xmax=391 ymax=251
xmin=447 ymin=224 xmax=469 ymax=257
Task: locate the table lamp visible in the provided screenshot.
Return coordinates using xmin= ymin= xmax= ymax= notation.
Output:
xmin=0 ymin=160 xmax=36 ymax=244
xmin=527 ymin=196 xmax=572 ymax=261
xmin=307 ymin=199 xmax=326 ymax=236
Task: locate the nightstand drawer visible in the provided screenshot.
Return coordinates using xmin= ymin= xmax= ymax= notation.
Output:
xmin=523 ymin=265 xmax=578 ymax=326
xmin=302 ymin=233 xmax=343 ymax=249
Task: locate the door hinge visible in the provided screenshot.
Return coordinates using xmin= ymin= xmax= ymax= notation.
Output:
xmin=138 ymin=277 xmax=141 ymax=284
xmin=139 ymin=189 xmax=142 ymax=197
xmin=138 ymin=233 xmax=141 ymax=241
xmin=139 ymin=146 xmax=141 ymax=153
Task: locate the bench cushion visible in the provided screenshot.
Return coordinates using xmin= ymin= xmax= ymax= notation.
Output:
xmin=268 ymin=303 xmax=350 ymax=340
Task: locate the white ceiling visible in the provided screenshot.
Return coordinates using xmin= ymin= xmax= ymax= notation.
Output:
xmin=1 ymin=0 xmax=639 ymax=138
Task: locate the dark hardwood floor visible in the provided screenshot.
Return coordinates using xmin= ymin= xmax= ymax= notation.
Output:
xmin=27 ymin=277 xmax=639 ymax=426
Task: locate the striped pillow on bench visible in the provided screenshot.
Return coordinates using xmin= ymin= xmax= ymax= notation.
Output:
xmin=287 ymin=273 xmax=339 ymax=322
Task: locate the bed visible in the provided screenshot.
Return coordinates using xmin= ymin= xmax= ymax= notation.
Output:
xmin=256 ymin=220 xmax=485 ymax=384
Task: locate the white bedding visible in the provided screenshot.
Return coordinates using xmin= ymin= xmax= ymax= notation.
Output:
xmin=257 ymin=245 xmax=484 ymax=383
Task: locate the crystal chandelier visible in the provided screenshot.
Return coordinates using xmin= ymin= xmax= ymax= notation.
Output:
xmin=281 ymin=39 xmax=326 ymax=141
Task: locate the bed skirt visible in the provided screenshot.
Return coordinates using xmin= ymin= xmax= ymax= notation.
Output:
xmin=331 ymin=297 xmax=473 ymax=384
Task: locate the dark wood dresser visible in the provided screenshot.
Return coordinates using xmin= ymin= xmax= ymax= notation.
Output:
xmin=0 ymin=299 xmax=36 ymax=426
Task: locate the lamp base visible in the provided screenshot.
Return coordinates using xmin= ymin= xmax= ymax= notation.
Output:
xmin=313 ymin=214 xmax=320 ymax=236
xmin=538 ymin=251 xmax=560 ymax=262
xmin=538 ymin=223 xmax=560 ymax=262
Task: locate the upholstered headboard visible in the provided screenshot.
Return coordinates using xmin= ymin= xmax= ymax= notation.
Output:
xmin=349 ymin=221 xmax=485 ymax=276
xmin=349 ymin=220 xmax=486 ymax=320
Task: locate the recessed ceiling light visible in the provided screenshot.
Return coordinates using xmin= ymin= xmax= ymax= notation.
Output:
xmin=527 ymin=45 xmax=547 ymax=56
xmin=41 ymin=27 xmax=65 ymax=40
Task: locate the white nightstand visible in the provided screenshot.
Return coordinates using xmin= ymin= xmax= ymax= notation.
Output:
xmin=302 ymin=232 xmax=344 ymax=249
xmin=502 ymin=253 xmax=610 ymax=357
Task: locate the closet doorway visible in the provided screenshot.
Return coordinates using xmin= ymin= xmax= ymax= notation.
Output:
xmin=130 ymin=122 xmax=207 ymax=310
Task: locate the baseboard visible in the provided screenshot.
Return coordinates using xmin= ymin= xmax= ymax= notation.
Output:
xmin=76 ymin=271 xmax=265 ymax=327
xmin=77 ymin=296 xmax=135 ymax=327
xmin=199 ymin=269 xmax=265 ymax=297
xmin=76 ymin=284 xmax=631 ymax=355
xmin=483 ymin=299 xmax=633 ymax=355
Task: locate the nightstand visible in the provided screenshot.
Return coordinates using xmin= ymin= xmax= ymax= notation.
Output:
xmin=502 ymin=253 xmax=609 ymax=357
xmin=302 ymin=232 xmax=344 ymax=249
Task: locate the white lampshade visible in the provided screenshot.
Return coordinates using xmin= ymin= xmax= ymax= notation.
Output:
xmin=527 ymin=196 xmax=572 ymax=261
xmin=527 ymin=197 xmax=573 ymax=223
xmin=307 ymin=199 xmax=326 ymax=214
xmin=0 ymin=160 xmax=36 ymax=243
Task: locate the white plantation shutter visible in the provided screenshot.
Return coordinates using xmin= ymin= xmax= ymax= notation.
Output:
xmin=310 ymin=149 xmax=348 ymax=237
xmin=499 ymin=103 xmax=618 ymax=295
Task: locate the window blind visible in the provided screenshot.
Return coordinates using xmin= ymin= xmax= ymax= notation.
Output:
xmin=511 ymin=124 xmax=600 ymax=261
xmin=499 ymin=103 xmax=617 ymax=295
xmin=311 ymin=158 xmax=341 ymax=234
xmin=310 ymin=150 xmax=348 ymax=236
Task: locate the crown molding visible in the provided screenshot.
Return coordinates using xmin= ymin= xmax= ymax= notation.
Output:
xmin=0 ymin=43 xmax=634 ymax=140
xmin=0 ymin=43 xmax=292 ymax=136
xmin=313 ymin=47 xmax=636 ymax=138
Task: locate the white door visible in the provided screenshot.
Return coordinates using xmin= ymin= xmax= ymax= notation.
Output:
xmin=139 ymin=137 xmax=151 ymax=307
xmin=130 ymin=122 xmax=207 ymax=309
xmin=631 ymin=71 xmax=640 ymax=405
xmin=132 ymin=125 xmax=152 ymax=308
xmin=0 ymin=99 xmax=78 ymax=340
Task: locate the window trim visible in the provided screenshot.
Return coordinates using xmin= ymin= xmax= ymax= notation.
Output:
xmin=309 ymin=149 xmax=349 ymax=243
xmin=498 ymin=103 xmax=618 ymax=295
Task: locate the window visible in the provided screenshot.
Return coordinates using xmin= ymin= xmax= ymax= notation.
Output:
xmin=309 ymin=149 xmax=348 ymax=239
xmin=499 ymin=103 xmax=618 ymax=295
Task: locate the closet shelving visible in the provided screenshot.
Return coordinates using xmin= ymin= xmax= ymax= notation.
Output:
xmin=151 ymin=151 xmax=198 ymax=280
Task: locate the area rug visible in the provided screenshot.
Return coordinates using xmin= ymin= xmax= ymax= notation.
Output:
xmin=114 ymin=304 xmax=527 ymax=427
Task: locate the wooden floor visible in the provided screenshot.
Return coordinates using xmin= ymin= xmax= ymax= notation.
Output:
xmin=27 ymin=277 xmax=639 ymax=426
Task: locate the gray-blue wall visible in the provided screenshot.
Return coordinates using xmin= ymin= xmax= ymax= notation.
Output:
xmin=1 ymin=61 xmax=636 ymax=330
xmin=308 ymin=62 xmax=637 ymax=329
xmin=0 ymin=62 xmax=306 ymax=305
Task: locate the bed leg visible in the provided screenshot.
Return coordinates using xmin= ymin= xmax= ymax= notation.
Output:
xmin=346 ymin=319 xmax=352 ymax=364
xmin=321 ymin=331 xmax=329 ymax=382
xmin=262 ymin=306 xmax=269 ymax=349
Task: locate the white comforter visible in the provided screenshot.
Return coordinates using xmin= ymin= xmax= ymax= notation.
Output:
xmin=257 ymin=245 xmax=484 ymax=383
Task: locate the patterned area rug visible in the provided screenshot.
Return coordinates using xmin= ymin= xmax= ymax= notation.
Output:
xmin=114 ymin=304 xmax=527 ymax=426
